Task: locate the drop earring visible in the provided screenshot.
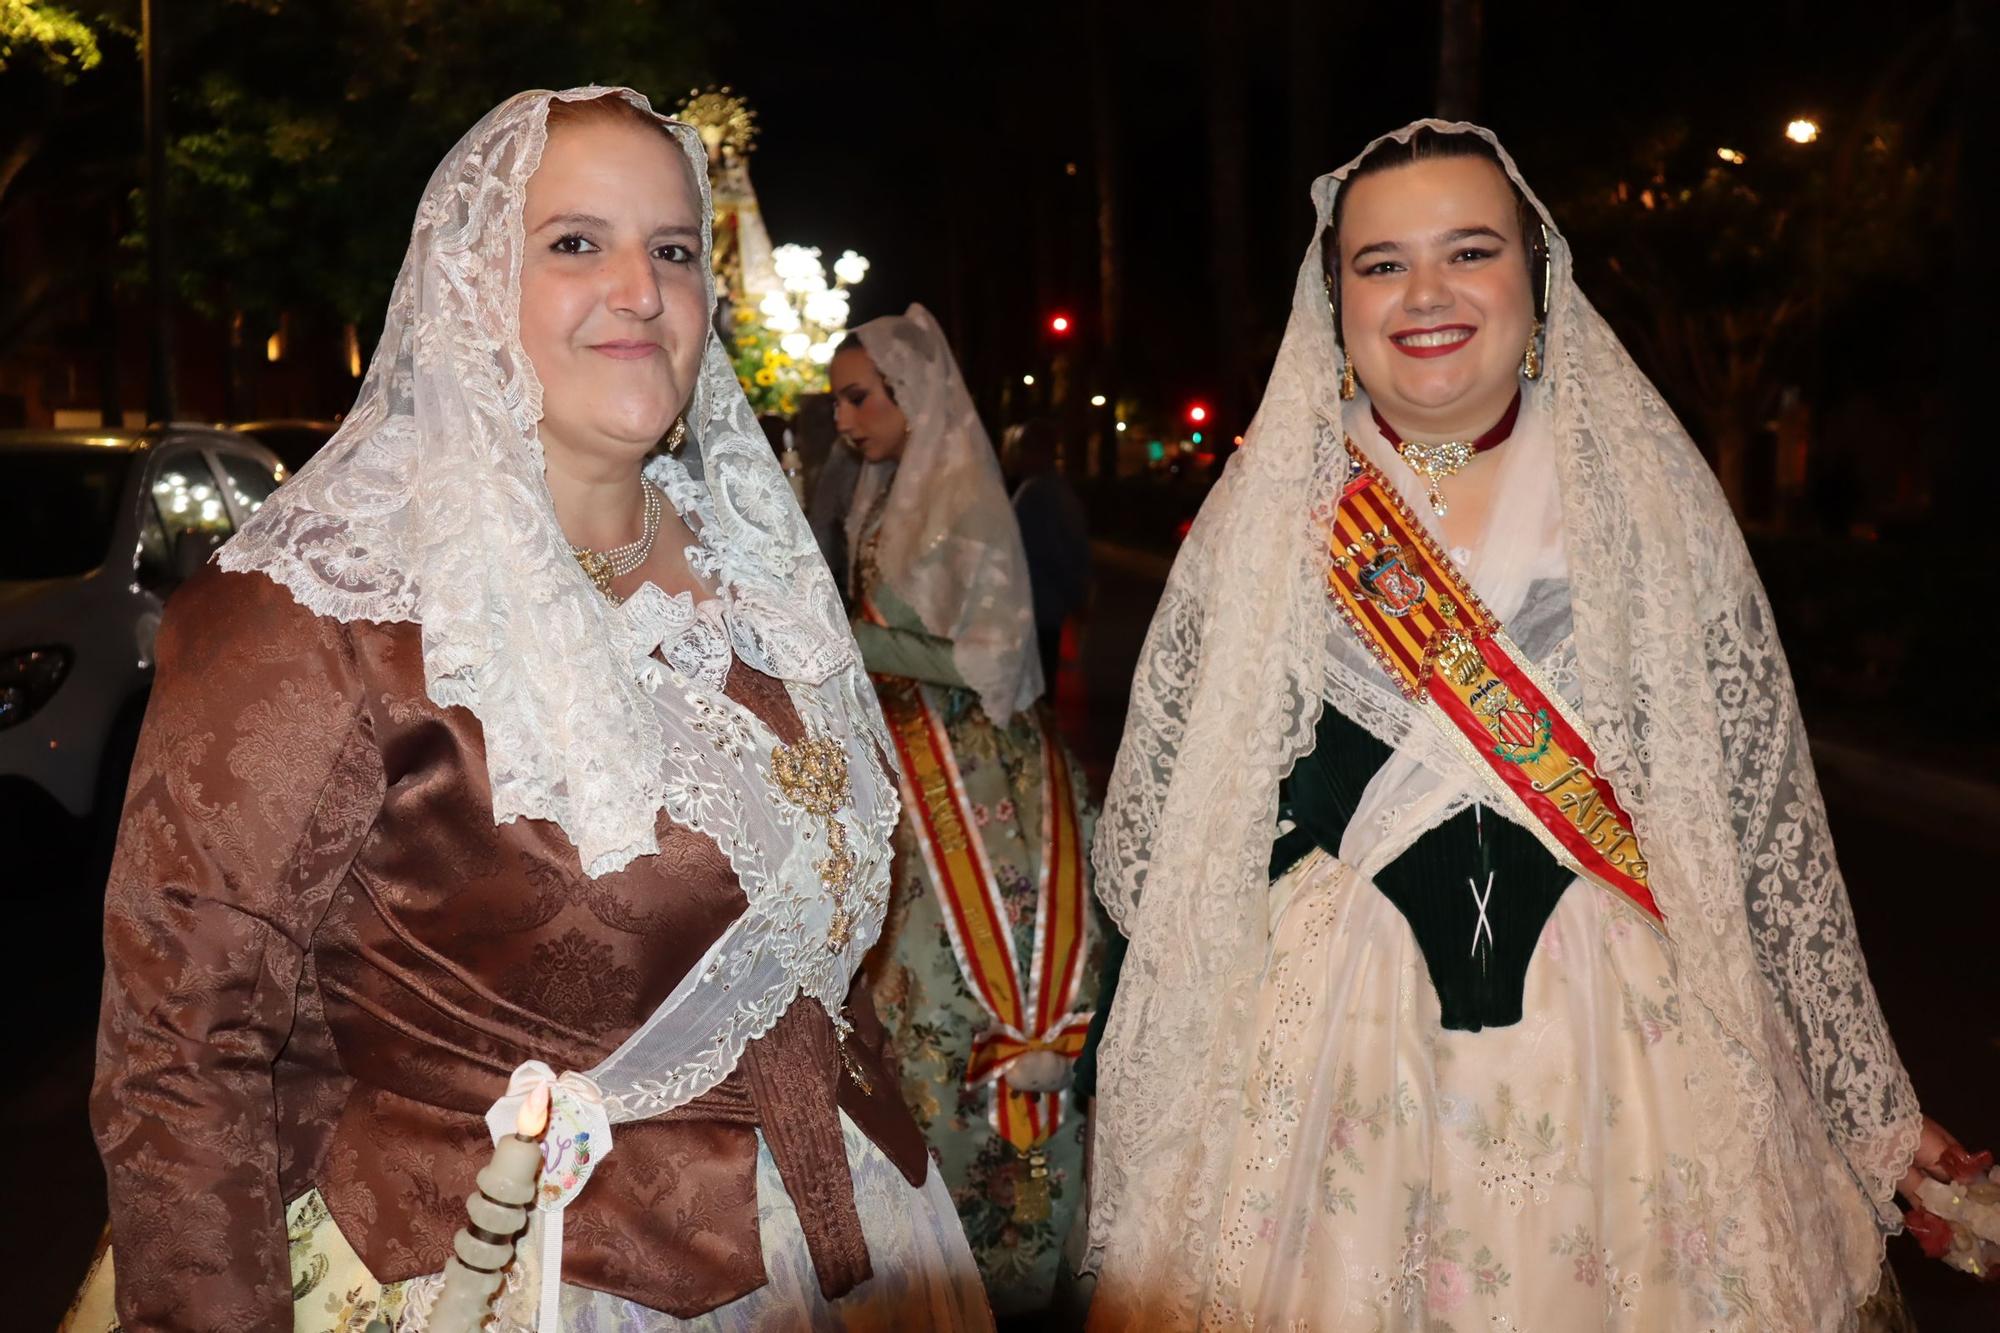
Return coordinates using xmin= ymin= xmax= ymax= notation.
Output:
xmin=1326 ymin=266 xmax=1357 ymax=401
xmin=1522 ymin=322 xmax=1543 ymax=381
xmin=665 ymin=415 xmax=688 ymax=449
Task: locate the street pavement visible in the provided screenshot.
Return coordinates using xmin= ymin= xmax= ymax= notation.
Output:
xmin=12 ymin=542 xmax=1998 ymax=1328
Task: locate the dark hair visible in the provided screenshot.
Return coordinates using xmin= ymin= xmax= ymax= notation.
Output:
xmin=831 ymin=333 xmax=896 ymax=404
xmin=1323 ymin=128 xmax=1548 ymax=331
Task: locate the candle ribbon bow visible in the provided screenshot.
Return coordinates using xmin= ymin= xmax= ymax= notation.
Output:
xmin=483 ymin=1061 xmax=615 ymax=1331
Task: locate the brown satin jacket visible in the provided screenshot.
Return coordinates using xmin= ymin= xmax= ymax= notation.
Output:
xmin=90 ymin=567 xmax=928 ymax=1331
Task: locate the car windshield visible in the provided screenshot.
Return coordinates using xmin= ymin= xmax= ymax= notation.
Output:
xmin=0 ymin=447 xmax=135 ymax=580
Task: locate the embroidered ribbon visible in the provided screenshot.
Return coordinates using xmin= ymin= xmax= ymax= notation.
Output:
xmin=1321 ymin=441 xmax=1665 ymax=932
xmin=483 ymin=1062 xmax=615 ymax=1332
xmin=869 ymin=636 xmax=1093 ymax=1152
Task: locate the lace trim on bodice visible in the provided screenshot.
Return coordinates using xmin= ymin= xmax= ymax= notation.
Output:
xmin=621 ymin=585 xmax=734 ymax=693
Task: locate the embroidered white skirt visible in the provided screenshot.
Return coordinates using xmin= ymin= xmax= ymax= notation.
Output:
xmin=65 ymin=1112 xmax=993 ymax=1333
xmin=1197 ymin=850 xmax=1747 ymax=1332
xmin=558 ymin=1113 xmax=992 ymax=1332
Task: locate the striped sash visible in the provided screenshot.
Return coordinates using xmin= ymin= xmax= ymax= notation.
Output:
xmin=1321 ymin=441 xmax=1664 ymax=931
xmin=867 ymin=614 xmax=1093 ymax=1150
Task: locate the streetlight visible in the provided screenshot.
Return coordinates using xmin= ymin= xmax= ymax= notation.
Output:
xmin=1115 ymin=421 xmax=1128 ymax=433
xmin=1716 ymin=147 xmax=1746 ymax=165
xmin=1089 ymin=394 xmax=1106 ymax=407
xmin=1022 ymin=374 xmax=1036 ymax=387
xmin=1785 ymin=118 xmax=1820 ymax=145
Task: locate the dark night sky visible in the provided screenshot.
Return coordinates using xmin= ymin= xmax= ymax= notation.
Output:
xmin=6 ymin=0 xmax=1969 ymax=448
xmin=709 ymin=0 xmax=1961 ymax=434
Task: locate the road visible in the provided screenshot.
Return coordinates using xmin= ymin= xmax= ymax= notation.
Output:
xmin=13 ymin=543 xmax=1998 ymax=1329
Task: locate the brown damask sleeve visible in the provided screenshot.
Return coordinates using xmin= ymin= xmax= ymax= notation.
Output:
xmin=90 ymin=568 xmax=383 ymax=1332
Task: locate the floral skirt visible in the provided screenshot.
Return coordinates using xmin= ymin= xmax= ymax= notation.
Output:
xmin=867 ymin=689 xmax=1101 ymax=1317
xmin=65 ymin=1112 xmax=993 ymax=1333
xmin=1195 ymin=850 xmax=1902 ymax=1333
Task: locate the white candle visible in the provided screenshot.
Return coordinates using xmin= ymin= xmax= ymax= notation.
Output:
xmin=426 ymin=1083 xmax=549 ymax=1332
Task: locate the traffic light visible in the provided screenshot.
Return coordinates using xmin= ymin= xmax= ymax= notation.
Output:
xmin=1048 ymin=312 xmax=1072 ymax=335
xmin=1186 ymin=402 xmax=1209 ymax=425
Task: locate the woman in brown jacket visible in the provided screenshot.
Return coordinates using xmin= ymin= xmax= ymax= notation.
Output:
xmin=75 ymin=87 xmax=990 ymax=1333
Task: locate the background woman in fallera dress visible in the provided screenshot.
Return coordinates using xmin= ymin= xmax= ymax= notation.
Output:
xmin=831 ymin=307 xmax=1104 ymax=1320
xmin=1083 ymin=123 xmax=1973 ymax=1331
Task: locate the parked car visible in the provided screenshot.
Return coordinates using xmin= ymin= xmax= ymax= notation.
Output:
xmin=0 ymin=425 xmax=287 ymax=887
xmin=229 ymin=417 xmax=339 ymax=473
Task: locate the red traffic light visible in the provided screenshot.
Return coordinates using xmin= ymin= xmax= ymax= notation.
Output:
xmin=1048 ymin=313 xmax=1072 ymax=335
xmin=1186 ymin=402 xmax=1209 ymax=424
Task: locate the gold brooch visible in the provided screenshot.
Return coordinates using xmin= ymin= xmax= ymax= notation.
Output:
xmin=771 ymin=735 xmax=860 ymax=951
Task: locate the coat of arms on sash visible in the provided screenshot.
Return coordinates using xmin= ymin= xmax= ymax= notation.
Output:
xmin=1357 ymin=544 xmax=1427 ymax=617
xmin=1468 ymin=678 xmax=1553 ymax=764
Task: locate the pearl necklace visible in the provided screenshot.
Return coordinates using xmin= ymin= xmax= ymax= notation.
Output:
xmin=572 ymin=484 xmax=663 ymax=599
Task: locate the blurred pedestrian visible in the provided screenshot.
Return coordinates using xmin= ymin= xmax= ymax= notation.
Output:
xmin=1006 ymin=418 xmax=1091 ymax=693
xmin=74 ymin=88 xmax=988 ymax=1333
xmin=1084 ymin=122 xmax=1971 ymax=1331
xmin=833 ymin=305 xmax=1104 ymax=1321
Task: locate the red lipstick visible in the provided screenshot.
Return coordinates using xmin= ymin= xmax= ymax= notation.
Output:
xmin=1389 ymin=324 xmax=1477 ymax=359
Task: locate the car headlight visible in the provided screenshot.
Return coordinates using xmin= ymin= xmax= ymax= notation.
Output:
xmin=0 ymin=646 xmax=71 ymax=731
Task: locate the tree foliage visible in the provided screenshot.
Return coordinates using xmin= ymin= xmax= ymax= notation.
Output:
xmin=0 ymin=0 xmax=104 ymax=80
xmin=2 ymin=1 xmax=716 ymax=366
xmin=1548 ymin=108 xmax=1946 ymax=513
xmin=148 ymin=0 xmax=717 ymax=325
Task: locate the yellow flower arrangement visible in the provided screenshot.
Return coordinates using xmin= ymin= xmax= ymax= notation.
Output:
xmin=726 ymin=245 xmax=867 ymax=415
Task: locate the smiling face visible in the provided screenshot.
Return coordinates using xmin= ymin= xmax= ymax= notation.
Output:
xmin=829 ymin=343 xmax=909 ymax=463
xmin=519 ymin=108 xmax=708 ymax=479
xmin=1335 ymin=155 xmax=1536 ymax=440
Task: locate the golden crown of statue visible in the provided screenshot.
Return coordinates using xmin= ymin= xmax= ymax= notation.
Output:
xmin=676 ymin=86 xmax=759 ymax=163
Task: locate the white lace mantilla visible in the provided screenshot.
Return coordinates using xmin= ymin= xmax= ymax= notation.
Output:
xmin=844 ymin=303 xmax=1043 ymax=720
xmin=1086 ymin=120 xmax=1921 ymax=1331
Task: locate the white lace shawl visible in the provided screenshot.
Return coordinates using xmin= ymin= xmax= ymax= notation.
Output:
xmin=843 ymin=303 xmax=1043 ymax=719
xmin=1086 ymin=121 xmax=1921 ymax=1328
xmin=217 ymin=88 xmax=899 ymax=1117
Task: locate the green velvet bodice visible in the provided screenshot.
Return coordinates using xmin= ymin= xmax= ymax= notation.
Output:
xmin=1271 ymin=705 xmax=1577 ymax=1031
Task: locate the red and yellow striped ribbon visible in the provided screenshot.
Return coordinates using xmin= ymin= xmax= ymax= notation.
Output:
xmin=968 ymin=1015 xmax=1094 ymax=1150
xmin=868 ymin=611 xmax=1094 ymax=1150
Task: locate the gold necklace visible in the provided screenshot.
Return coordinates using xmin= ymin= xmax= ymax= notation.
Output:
xmin=1372 ymin=393 xmax=1522 ymax=517
xmin=1392 ymin=439 xmax=1479 ymax=516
